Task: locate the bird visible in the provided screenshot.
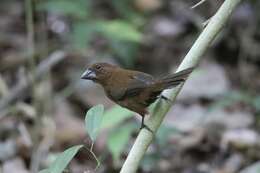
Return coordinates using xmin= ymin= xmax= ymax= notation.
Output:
xmin=81 ymin=62 xmax=193 ymax=132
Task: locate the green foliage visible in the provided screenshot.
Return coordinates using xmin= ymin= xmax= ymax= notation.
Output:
xmin=101 ymin=105 xmax=133 ymax=129
xmin=97 ymin=20 xmax=142 ymax=66
xmin=39 ymin=104 xmax=105 ymax=172
xmin=96 ymin=20 xmax=142 ymax=43
xmin=40 ymin=145 xmax=83 ymax=173
xmin=107 ymin=123 xmax=136 ymax=163
xmin=84 ymin=104 xmax=106 ymax=169
xmin=85 ymin=104 xmax=136 ymax=168
xmin=37 ymin=0 xmax=89 ymax=18
xmin=71 ymin=22 xmax=96 ymax=49
xmin=110 ymin=0 xmax=145 ymax=25
xmin=39 ymin=104 xmax=136 ymax=171
xmin=37 ymin=0 xmax=144 ymax=67
xmin=71 ymin=20 xmax=142 ymax=67
xmin=110 ymin=40 xmax=139 ymax=67
xmin=85 ymin=104 xmax=104 ymax=142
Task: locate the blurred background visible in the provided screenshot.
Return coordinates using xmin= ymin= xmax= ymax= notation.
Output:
xmin=0 ymin=0 xmax=260 ymax=172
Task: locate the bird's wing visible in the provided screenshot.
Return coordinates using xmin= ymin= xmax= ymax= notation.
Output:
xmin=123 ymin=72 xmax=155 ymax=99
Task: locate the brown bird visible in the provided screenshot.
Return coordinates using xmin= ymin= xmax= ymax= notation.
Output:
xmin=81 ymin=63 xmax=193 ymax=132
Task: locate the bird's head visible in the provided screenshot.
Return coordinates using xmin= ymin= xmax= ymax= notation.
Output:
xmin=81 ymin=62 xmax=116 ymax=84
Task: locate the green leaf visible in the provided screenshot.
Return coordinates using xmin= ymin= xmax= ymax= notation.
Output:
xmin=37 ymin=0 xmax=88 ymax=18
xmin=71 ymin=22 xmax=97 ymax=49
xmin=110 ymin=40 xmax=138 ymax=67
xmin=48 ymin=145 xmax=83 ymax=173
xmin=85 ymin=104 xmax=104 ymax=142
xmin=100 ymin=105 xmax=133 ymax=129
xmin=97 ymin=20 xmax=142 ymax=42
xmin=110 ymin=0 xmax=145 ymax=25
xmin=107 ymin=123 xmax=136 ymax=162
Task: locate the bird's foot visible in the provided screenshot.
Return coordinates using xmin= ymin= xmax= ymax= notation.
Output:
xmin=159 ymin=95 xmax=173 ymax=104
xmin=140 ymin=124 xmax=154 ymax=133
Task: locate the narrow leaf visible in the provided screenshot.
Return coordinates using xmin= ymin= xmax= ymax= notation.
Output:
xmin=48 ymin=145 xmax=83 ymax=173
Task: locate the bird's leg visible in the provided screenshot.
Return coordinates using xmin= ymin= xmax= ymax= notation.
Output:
xmin=158 ymin=95 xmax=173 ymax=104
xmin=140 ymin=116 xmax=145 ymax=128
xmin=140 ymin=116 xmax=153 ymax=133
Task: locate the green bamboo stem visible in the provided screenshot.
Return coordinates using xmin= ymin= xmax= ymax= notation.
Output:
xmin=120 ymin=0 xmax=242 ymax=172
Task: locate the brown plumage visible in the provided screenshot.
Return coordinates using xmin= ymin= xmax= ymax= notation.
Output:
xmin=81 ymin=63 xmax=193 ymax=131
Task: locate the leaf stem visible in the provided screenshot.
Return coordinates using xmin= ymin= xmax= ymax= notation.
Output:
xmin=85 ymin=143 xmax=101 ymax=171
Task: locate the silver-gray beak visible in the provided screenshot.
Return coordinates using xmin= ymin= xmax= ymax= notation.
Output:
xmin=81 ymin=69 xmax=97 ymax=80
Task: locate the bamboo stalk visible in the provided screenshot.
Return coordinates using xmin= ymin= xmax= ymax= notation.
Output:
xmin=120 ymin=0 xmax=242 ymax=172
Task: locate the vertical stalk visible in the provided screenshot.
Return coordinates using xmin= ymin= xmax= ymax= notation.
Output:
xmin=25 ymin=0 xmax=36 ymax=73
xmin=120 ymin=0 xmax=242 ymax=172
xmin=25 ymin=0 xmax=41 ymax=172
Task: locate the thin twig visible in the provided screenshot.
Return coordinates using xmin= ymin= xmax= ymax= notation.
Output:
xmin=191 ymin=0 xmax=207 ymax=9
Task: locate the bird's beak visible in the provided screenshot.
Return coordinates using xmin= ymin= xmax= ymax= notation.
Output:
xmin=81 ymin=69 xmax=97 ymax=80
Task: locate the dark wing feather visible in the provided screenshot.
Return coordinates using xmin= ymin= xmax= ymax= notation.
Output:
xmin=120 ymin=72 xmax=155 ymax=99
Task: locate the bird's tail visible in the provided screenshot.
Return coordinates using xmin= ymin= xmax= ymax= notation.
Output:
xmin=157 ymin=67 xmax=193 ymax=89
